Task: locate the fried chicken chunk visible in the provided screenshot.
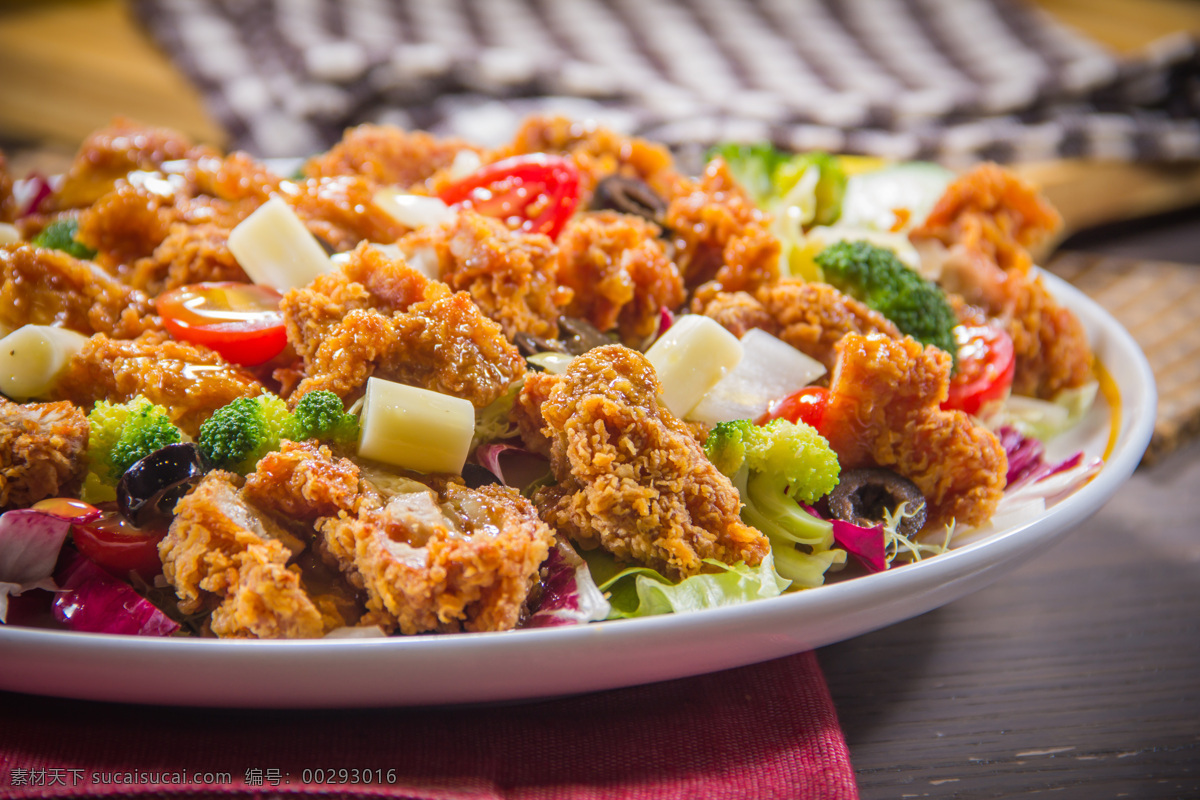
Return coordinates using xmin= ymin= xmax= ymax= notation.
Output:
xmin=0 ymin=399 xmax=89 ymax=510
xmin=693 ymin=281 xmax=903 ymax=371
xmin=0 ymin=244 xmax=156 ymax=338
xmin=161 ymin=471 xmax=335 ymax=639
xmin=911 ymin=163 xmax=1092 ymax=398
xmin=55 ymin=332 xmax=264 ymax=437
xmin=822 ymin=334 xmax=1007 ymax=531
xmin=283 ymin=243 xmax=525 ymax=408
xmin=398 ymin=210 xmax=570 ymax=340
xmin=665 ymin=159 xmax=780 ymax=295
xmin=304 ymin=124 xmax=480 ymax=189
xmin=243 ymin=440 xmax=363 ymax=521
xmin=319 ymin=479 xmax=554 ymax=635
xmin=519 ymin=344 xmax=769 ymax=579
xmin=557 ymin=211 xmax=684 ymax=344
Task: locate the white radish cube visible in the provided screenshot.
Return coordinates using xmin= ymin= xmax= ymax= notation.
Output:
xmin=0 ymin=325 xmax=89 ymax=400
xmin=357 ymin=377 xmax=475 ymax=475
xmin=228 ymin=196 xmax=335 ymax=292
xmin=688 ymin=329 xmax=827 ymax=425
xmin=644 ymin=315 xmax=743 ymax=419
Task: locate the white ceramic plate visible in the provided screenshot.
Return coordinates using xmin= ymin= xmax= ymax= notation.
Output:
xmin=0 ymin=273 xmax=1155 ymax=708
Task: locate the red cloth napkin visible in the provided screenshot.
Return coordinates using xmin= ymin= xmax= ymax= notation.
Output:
xmin=0 ymin=650 xmax=856 ymax=800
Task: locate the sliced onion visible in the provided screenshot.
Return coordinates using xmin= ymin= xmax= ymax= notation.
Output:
xmin=52 ymin=553 xmax=179 ymax=636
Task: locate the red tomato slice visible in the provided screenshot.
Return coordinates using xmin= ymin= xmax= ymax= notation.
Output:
xmin=438 ymin=154 xmax=581 ymax=240
xmin=942 ymin=324 xmax=1015 ymax=417
xmin=156 ymin=282 xmax=287 ymax=366
xmin=71 ymin=506 xmax=167 ymax=579
xmin=758 ymin=386 xmax=831 ymax=434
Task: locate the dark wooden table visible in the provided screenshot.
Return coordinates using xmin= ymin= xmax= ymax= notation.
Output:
xmin=820 ymin=209 xmax=1200 ymax=799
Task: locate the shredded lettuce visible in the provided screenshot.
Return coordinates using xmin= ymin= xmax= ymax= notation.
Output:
xmin=985 ymin=382 xmax=1098 ymax=442
xmin=580 ymin=549 xmax=790 ymax=619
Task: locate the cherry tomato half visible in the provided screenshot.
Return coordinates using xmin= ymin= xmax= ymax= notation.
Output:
xmin=71 ymin=505 xmax=167 ymax=579
xmin=758 ymin=386 xmax=831 ymax=434
xmin=438 ymin=154 xmax=581 ymax=240
xmin=942 ymin=324 xmax=1015 ymax=417
xmin=156 ymin=282 xmax=287 ymax=366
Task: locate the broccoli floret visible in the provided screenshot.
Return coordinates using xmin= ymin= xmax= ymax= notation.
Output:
xmin=87 ymin=397 xmax=183 ymax=483
xmin=815 ymin=240 xmax=958 ymax=363
xmin=706 ymin=143 xmax=790 ymax=204
xmin=291 ymin=390 xmax=359 ymax=446
xmin=32 ymin=219 xmax=97 ymax=260
xmin=197 ymin=394 xmax=293 ymax=474
xmin=704 ymin=418 xmax=840 ymax=550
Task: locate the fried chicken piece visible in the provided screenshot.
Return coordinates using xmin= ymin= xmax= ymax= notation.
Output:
xmin=75 ymin=182 xmax=178 ymax=269
xmin=319 ymin=479 xmax=554 ymax=635
xmin=54 ymin=119 xmax=215 ymax=210
xmin=822 ymin=334 xmax=1007 ymax=531
xmin=0 ymin=244 xmax=156 ymax=338
xmin=665 ymin=158 xmax=780 ymax=295
xmin=286 ymin=175 xmax=409 ymax=252
xmin=283 ymin=243 xmax=525 ymax=408
xmin=243 ymin=440 xmax=363 ymax=521
xmin=911 ymin=163 xmax=1091 ymax=398
xmin=399 ymin=210 xmax=570 ymax=339
xmin=305 ymin=124 xmax=480 ymax=189
xmin=501 ymin=114 xmax=680 ymax=204
xmin=126 ymin=222 xmax=248 ymax=294
xmin=524 ymin=344 xmax=769 ymax=579
xmin=556 ymin=211 xmax=684 ymax=344
xmin=160 ymin=471 xmax=334 ymax=639
xmin=55 ymin=332 xmax=264 ymax=437
xmin=690 ymin=288 xmax=778 ymax=339
xmin=0 ymin=398 xmax=89 ymax=510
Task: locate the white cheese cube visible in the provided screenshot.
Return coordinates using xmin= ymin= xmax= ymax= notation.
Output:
xmin=644 ymin=315 xmax=743 ymax=418
xmin=228 ymin=196 xmax=335 ymax=292
xmin=689 ymin=329 xmax=827 ymax=424
xmin=357 ymin=377 xmax=475 ymax=475
xmin=0 ymin=325 xmax=89 ymax=400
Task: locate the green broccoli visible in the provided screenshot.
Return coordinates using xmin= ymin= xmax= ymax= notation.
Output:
xmin=291 ymin=390 xmax=359 ymax=446
xmin=87 ymin=397 xmax=183 ymax=483
xmin=705 ymin=418 xmax=844 ymax=587
xmin=197 ymin=394 xmax=294 ymax=474
xmin=815 ymin=240 xmax=958 ymax=363
xmin=31 ymin=219 xmax=98 ymax=260
xmin=707 ymin=143 xmax=847 ymax=227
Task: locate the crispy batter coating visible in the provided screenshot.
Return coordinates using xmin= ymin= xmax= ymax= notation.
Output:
xmin=822 ymin=334 xmax=1007 ymax=531
xmin=911 ymin=163 xmax=1091 ymax=398
xmin=54 ymin=119 xmax=215 ymax=210
xmin=319 ymin=479 xmax=554 ymax=634
xmin=399 ymin=210 xmax=570 ymax=339
xmin=55 ymin=332 xmax=264 ymax=437
xmin=284 ymin=243 xmax=525 ymax=408
xmin=75 ymin=182 xmax=177 ymax=269
xmin=501 ymin=115 xmax=680 ymax=203
xmin=0 ymin=244 xmax=156 ymax=338
xmin=160 ymin=471 xmax=333 ymax=639
xmin=557 ymin=211 xmax=684 ymax=344
xmin=286 ymin=175 xmax=409 ymax=252
xmin=692 ymin=281 xmax=901 ymax=371
xmin=525 ymin=344 xmax=769 ymax=579
xmin=0 ymin=398 xmax=89 ymax=510
xmin=243 ymin=440 xmax=363 ymax=521
xmin=665 ymin=159 xmax=780 ymax=295
xmin=305 ymin=124 xmax=480 ymax=189
xmin=126 ymin=222 xmax=248 ymax=294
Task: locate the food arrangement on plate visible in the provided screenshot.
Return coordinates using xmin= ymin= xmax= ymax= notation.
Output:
xmin=0 ymin=116 xmax=1109 ymax=640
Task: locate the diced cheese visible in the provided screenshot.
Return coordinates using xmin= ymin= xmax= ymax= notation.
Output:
xmin=374 ymin=189 xmax=457 ymax=229
xmin=357 ymin=377 xmax=475 ymax=475
xmin=688 ymin=329 xmax=826 ymax=424
xmin=644 ymin=315 xmax=743 ymax=419
xmin=0 ymin=325 xmax=89 ymax=400
xmin=227 ymin=196 xmax=335 ymax=292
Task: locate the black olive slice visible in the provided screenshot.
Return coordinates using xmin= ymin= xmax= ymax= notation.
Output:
xmin=557 ymin=316 xmax=611 ymax=355
xmin=117 ymin=443 xmax=208 ymax=528
xmin=514 ymin=331 xmax=567 ymax=358
xmin=590 ymin=175 xmax=669 ymax=229
xmin=826 ymin=468 xmax=926 ymax=537
xmin=462 ymin=463 xmax=502 ymax=489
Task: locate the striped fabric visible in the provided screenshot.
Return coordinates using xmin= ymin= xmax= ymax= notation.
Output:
xmin=133 ymin=0 xmax=1200 ymax=163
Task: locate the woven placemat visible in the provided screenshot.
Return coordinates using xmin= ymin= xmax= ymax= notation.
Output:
xmin=1046 ymin=250 xmax=1200 ymax=465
